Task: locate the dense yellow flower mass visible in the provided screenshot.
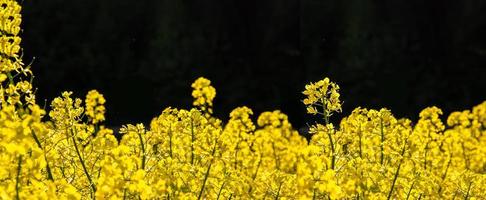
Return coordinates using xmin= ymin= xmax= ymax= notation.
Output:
xmin=1 ymin=1 xmax=486 ymax=199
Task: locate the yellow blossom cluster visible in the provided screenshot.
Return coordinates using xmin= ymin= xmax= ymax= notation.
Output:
xmin=191 ymin=77 xmax=216 ymax=114
xmin=302 ymin=77 xmax=341 ymax=123
xmin=85 ymin=90 xmax=106 ymax=124
xmin=1 ymin=1 xmax=486 ymax=199
xmin=0 ymin=0 xmax=34 ymax=108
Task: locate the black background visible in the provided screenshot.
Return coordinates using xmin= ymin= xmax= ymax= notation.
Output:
xmin=21 ymin=0 xmax=486 ymax=128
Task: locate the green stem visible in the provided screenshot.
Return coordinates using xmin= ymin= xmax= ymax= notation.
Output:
xmin=438 ymin=155 xmax=452 ymax=195
xmin=275 ymin=182 xmax=283 ymax=200
xmin=461 ymin=142 xmax=469 ymax=170
xmin=216 ymin=181 xmax=226 ymax=200
xmin=31 ymin=130 xmax=54 ymax=181
xmin=197 ymin=143 xmax=217 ymax=200
xmin=424 ymin=141 xmax=429 ymax=170
xmin=272 ymin=142 xmax=279 ymax=170
xmin=386 ymin=162 xmax=401 ymax=200
xmin=169 ymin=125 xmax=173 ymax=158
xmin=234 ymin=130 xmax=243 ymax=170
xmin=387 ymin=144 xmax=406 ymax=200
xmin=191 ymin=119 xmax=195 ymax=165
xmin=320 ymin=96 xmax=335 ymax=169
xmin=380 ymin=117 xmax=384 ymax=165
xmin=321 ymin=96 xmax=329 ymax=125
xmin=7 ymin=72 xmax=15 ymax=85
xmin=71 ymin=128 xmax=97 ymax=193
xmin=138 ymin=132 xmax=146 ymax=170
xmin=327 ymin=132 xmax=335 ymax=170
xmin=358 ymin=129 xmax=363 ymax=158
xmin=197 ymin=160 xmax=212 ymax=199
xmin=405 ymin=180 xmax=415 ymax=200
xmin=248 ymin=156 xmax=262 ymax=195
xmin=16 ymin=156 xmax=22 ymax=200
xmin=464 ymin=181 xmax=472 ymax=200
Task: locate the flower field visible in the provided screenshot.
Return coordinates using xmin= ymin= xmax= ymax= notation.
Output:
xmin=1 ymin=1 xmax=486 ymax=199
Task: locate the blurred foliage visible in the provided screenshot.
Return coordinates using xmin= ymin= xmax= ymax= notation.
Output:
xmin=21 ymin=0 xmax=486 ymax=127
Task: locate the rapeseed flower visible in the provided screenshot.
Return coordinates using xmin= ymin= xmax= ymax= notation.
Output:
xmin=1 ymin=2 xmax=485 ymax=199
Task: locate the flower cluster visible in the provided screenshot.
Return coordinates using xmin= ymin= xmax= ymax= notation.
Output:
xmin=85 ymin=90 xmax=106 ymax=124
xmin=1 ymin=2 xmax=485 ymax=199
xmin=301 ymin=78 xmax=486 ymax=199
xmin=0 ymin=0 xmax=34 ymax=109
xmin=191 ymin=77 xmax=216 ymax=114
xmin=302 ymin=77 xmax=341 ymax=122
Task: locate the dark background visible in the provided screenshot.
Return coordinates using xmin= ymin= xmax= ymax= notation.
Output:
xmin=21 ymin=0 xmax=486 ymax=128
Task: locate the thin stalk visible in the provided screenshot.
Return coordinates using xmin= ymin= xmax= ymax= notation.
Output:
xmin=7 ymin=72 xmax=15 ymax=85
xmin=197 ymin=160 xmax=212 ymax=199
xmin=234 ymin=131 xmax=240 ymax=169
xmin=464 ymin=181 xmax=472 ymax=200
xmin=358 ymin=129 xmax=363 ymax=158
xmin=380 ymin=117 xmax=384 ymax=165
xmin=441 ymin=156 xmax=452 ymax=180
xmin=327 ymin=131 xmax=335 ymax=170
xmin=386 ymin=162 xmax=401 ymax=200
xmin=387 ymin=143 xmax=407 ymax=200
xmin=16 ymin=156 xmax=22 ymax=200
xmin=424 ymin=141 xmax=429 ymax=170
xmin=216 ymin=181 xmax=226 ymax=200
xmin=275 ymin=182 xmax=283 ymax=200
xmin=320 ymin=96 xmax=335 ymax=169
xmin=248 ymin=156 xmax=262 ymax=195
xmin=191 ymin=119 xmax=195 ymax=165
xmin=169 ymin=125 xmax=173 ymax=158
xmin=234 ymin=143 xmax=239 ymax=169
xmin=71 ymin=128 xmax=97 ymax=193
xmin=321 ymin=96 xmax=330 ymax=125
xmin=438 ymin=155 xmax=452 ymax=195
xmin=461 ymin=142 xmax=469 ymax=170
xmin=31 ymin=130 xmax=54 ymax=181
xmin=197 ymin=143 xmax=217 ymax=200
xmin=272 ymin=142 xmax=279 ymax=170
xmin=138 ymin=132 xmax=146 ymax=170
xmin=405 ymin=180 xmax=415 ymax=200
xmin=252 ymin=157 xmax=262 ymax=181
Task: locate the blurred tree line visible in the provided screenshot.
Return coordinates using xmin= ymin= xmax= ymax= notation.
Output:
xmin=22 ymin=0 xmax=486 ymax=128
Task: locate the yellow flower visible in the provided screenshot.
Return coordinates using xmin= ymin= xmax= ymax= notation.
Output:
xmin=191 ymin=77 xmax=216 ymax=114
xmin=302 ymin=77 xmax=342 ymax=121
xmin=85 ymin=90 xmax=106 ymax=124
xmin=2 ymin=1 xmax=486 ymax=198
xmin=64 ymin=184 xmax=82 ymax=200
